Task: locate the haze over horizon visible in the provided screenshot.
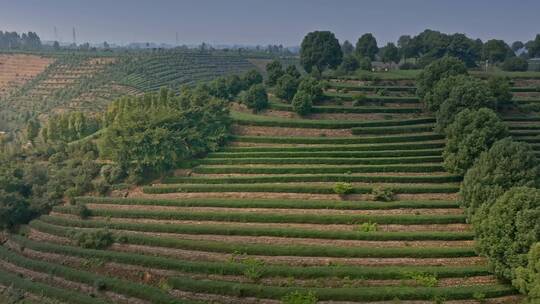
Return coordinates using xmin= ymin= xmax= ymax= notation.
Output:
xmin=1 ymin=0 xmax=540 ymax=47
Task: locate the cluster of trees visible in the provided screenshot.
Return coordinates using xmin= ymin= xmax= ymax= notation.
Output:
xmin=100 ymin=86 xmax=230 ymax=181
xmin=0 ymin=139 xmax=102 ymax=230
xmin=417 ymin=56 xmax=511 ymax=133
xmin=417 ymin=57 xmax=540 ymax=301
xmin=299 ymin=30 xmax=540 ymax=75
xmin=39 ymin=112 xmax=101 ymax=143
xmin=265 ymin=60 xmax=324 ymax=116
xmin=0 ymin=30 xmax=41 ymax=49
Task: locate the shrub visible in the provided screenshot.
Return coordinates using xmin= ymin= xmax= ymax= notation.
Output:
xmin=242 ymin=258 xmax=265 ymax=282
xmin=100 ymin=164 xmax=125 ymax=184
xmin=75 ymin=203 xmax=91 ymax=219
xmin=426 ymin=74 xmax=468 ymax=112
xmin=340 ymin=54 xmax=359 ymax=72
xmin=292 ymin=90 xmax=313 ymax=116
xmin=417 ymin=56 xmax=468 ymax=100
xmin=266 ymin=60 xmax=284 ymax=86
xmin=460 ymin=138 xmax=540 ymax=216
xmin=443 ymin=108 xmax=508 ymax=175
xmin=474 ymin=187 xmax=540 ymax=282
xmin=92 ymin=180 xmax=111 ymax=196
xmin=358 ymin=56 xmax=372 ymax=71
xmin=332 ymin=182 xmax=354 ymax=197
xmin=502 ymin=57 xmax=528 ymax=71
xmin=75 ymin=229 xmax=114 ymax=249
xmin=407 ymin=272 xmax=438 ymax=287
xmin=0 ymin=191 xmax=32 ymax=230
xmin=297 ymin=77 xmax=323 ymax=102
xmin=286 ymin=65 xmax=302 ymax=79
xmin=487 ymin=76 xmax=512 ymax=106
xmin=281 ymin=291 xmax=318 ymax=304
xmin=242 ymin=84 xmax=268 ymax=113
xmin=242 ymin=69 xmax=263 ymax=88
xmin=358 ymin=222 xmax=378 ymax=232
xmin=275 ymin=74 xmax=300 ymax=102
xmin=352 ymin=94 xmax=368 ymax=107
xmin=372 ymin=186 xmax=395 ymax=201
xmin=93 ymin=279 xmax=107 ymax=291
xmin=514 ymin=243 xmax=540 ymax=301
xmin=435 ymin=76 xmax=496 ymax=131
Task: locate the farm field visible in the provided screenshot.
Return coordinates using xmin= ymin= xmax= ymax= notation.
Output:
xmin=0 ymin=50 xmax=255 ymax=131
xmin=4 ymin=74 xmax=539 ymax=303
xmin=0 ymin=53 xmax=54 ymax=99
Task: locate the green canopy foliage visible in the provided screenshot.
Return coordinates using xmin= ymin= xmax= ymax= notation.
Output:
xmin=474 ymin=187 xmax=540 ymax=282
xmin=443 ymin=108 xmax=508 ymax=175
xmin=460 ymin=138 xmax=540 ymax=216
xmin=99 ymin=87 xmax=230 ymax=177
xmin=300 ymin=31 xmax=343 ymax=72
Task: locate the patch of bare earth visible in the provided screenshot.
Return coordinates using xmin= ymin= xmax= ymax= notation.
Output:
xmin=232 ymin=125 xmax=352 ymax=137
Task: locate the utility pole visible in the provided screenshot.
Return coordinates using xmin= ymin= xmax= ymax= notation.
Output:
xmin=54 ymin=26 xmax=58 ymax=41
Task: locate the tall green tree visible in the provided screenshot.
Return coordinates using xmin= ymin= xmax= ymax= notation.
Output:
xmin=341 ymin=40 xmax=354 ymax=55
xmin=265 ymin=60 xmax=284 ymax=86
xmin=443 ymin=108 xmax=508 ymax=175
xmin=300 ymin=31 xmax=343 ymax=72
xmin=355 ymin=33 xmax=378 ymax=60
xmin=380 ymin=42 xmax=399 ymax=64
xmin=526 ymin=34 xmax=540 ymax=58
xmin=416 ymin=56 xmax=468 ymax=100
xmin=482 ymin=39 xmax=514 ymax=62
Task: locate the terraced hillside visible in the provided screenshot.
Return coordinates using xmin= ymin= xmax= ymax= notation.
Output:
xmin=0 ymin=53 xmax=54 ymax=99
xmin=4 ymin=79 xmax=536 ymax=304
xmin=116 ymin=51 xmax=254 ymax=91
xmin=0 ymin=50 xmax=255 ymax=131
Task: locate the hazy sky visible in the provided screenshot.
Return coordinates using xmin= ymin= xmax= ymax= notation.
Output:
xmin=1 ymin=0 xmax=539 ymax=46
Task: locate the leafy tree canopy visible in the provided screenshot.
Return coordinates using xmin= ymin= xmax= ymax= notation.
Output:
xmin=300 ymin=31 xmax=343 ymax=73
xmin=474 ymin=187 xmax=540 ymax=282
xmin=355 ymin=33 xmax=378 ymax=61
xmin=460 ymin=138 xmax=540 ymax=216
xmin=443 ymin=108 xmax=508 ymax=175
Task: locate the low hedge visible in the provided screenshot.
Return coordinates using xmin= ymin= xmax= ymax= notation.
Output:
xmin=168 ymin=276 xmax=515 ymax=302
xmin=0 ymin=268 xmax=110 ymax=304
xmin=510 ymin=86 xmax=540 ymax=92
xmin=231 ymin=111 xmax=434 ymax=129
xmin=510 ymin=130 xmax=540 ymax=137
xmin=10 ymin=235 xmax=491 ymax=280
xmin=31 ymin=220 xmax=475 ymax=258
xmin=211 ymin=148 xmax=443 ymax=158
xmin=269 ymin=102 xmax=422 ymax=114
xmin=201 ymin=156 xmax=444 ymax=166
xmin=0 ymin=246 xmax=193 ymax=304
xmin=231 ymin=134 xmax=444 ymax=144
xmin=143 ymin=183 xmax=459 ymax=195
xmin=223 ymin=142 xmax=445 ymax=152
xmin=327 ymin=82 xmax=416 ymax=92
xmin=192 ymin=164 xmax=446 ymax=174
xmin=163 ymin=174 xmax=460 ymax=184
xmin=54 ymin=205 xmax=465 ymax=225
xmin=323 ymin=92 xmax=420 ymax=103
xmin=503 ymin=115 xmax=540 ymax=122
xmin=76 ymin=196 xmax=460 ymax=210
xmin=42 ymin=215 xmax=474 ymax=241
xmin=351 ymin=124 xmax=434 ymax=135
